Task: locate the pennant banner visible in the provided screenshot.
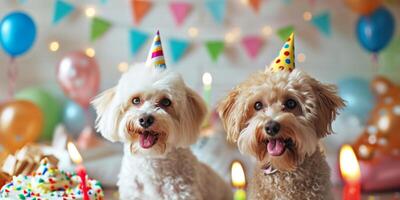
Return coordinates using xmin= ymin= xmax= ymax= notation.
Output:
xmin=53 ymin=0 xmax=75 ymax=25
xmin=169 ymin=38 xmax=190 ymax=63
xmin=276 ymin=25 xmax=295 ymax=41
xmin=131 ymin=0 xmax=152 ymax=25
xmin=90 ymin=17 xmax=112 ymax=42
xmin=205 ymin=0 xmax=226 ymax=24
xmin=169 ymin=2 xmax=192 ymax=26
xmin=249 ymin=0 xmax=261 ymax=13
xmin=130 ymin=29 xmax=149 ymax=56
xmin=205 ymin=41 xmax=224 ymax=62
xmin=311 ymin=11 xmax=331 ymax=36
xmin=242 ymin=36 xmax=263 ymax=59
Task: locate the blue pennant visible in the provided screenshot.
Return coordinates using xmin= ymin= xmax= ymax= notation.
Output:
xmin=169 ymin=39 xmax=190 ymax=63
xmin=311 ymin=11 xmax=331 ymax=36
xmin=130 ymin=29 xmax=149 ymax=56
xmin=53 ymin=0 xmax=75 ymax=25
xmin=205 ymin=0 xmax=226 ymax=24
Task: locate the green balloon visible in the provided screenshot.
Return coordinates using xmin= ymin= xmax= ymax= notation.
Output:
xmin=379 ymin=36 xmax=400 ymax=84
xmin=15 ymin=87 xmax=62 ymax=141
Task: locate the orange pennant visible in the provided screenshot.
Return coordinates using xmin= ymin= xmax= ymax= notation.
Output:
xmin=131 ymin=0 xmax=152 ymax=25
xmin=249 ymin=0 xmax=261 ymax=12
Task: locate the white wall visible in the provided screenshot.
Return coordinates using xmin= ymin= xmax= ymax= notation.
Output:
xmin=0 ymin=0 xmax=399 ymax=106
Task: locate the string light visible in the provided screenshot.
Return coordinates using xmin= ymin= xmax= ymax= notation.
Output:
xmin=85 ymin=48 xmax=96 ymax=57
xmin=202 ymin=72 xmax=212 ymax=86
xmin=224 ymin=32 xmax=236 ymax=44
xmin=118 ymin=62 xmax=129 ymax=72
xmin=262 ymin=25 xmax=273 ymax=37
xmin=85 ymin=7 xmax=96 ymax=18
xmin=49 ymin=41 xmax=60 ymax=52
xmin=188 ymin=27 xmax=199 ymax=38
xmin=303 ymin=11 xmax=313 ymax=21
xmin=297 ymin=53 xmax=306 ymax=63
xmin=240 ymin=0 xmax=249 ymax=5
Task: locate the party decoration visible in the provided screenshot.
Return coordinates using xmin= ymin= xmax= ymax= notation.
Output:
xmin=356 ymin=7 xmax=395 ymax=53
xmin=276 ymin=25 xmax=294 ymax=41
xmin=338 ymin=77 xmax=374 ymax=122
xmin=379 ymin=37 xmax=400 ymax=84
xmin=0 ymin=100 xmax=43 ymax=153
xmin=169 ymin=38 xmax=190 ymax=63
xmin=62 ymin=101 xmax=96 ymax=137
xmin=0 ymin=12 xmax=36 ymax=57
xmin=345 ymin=0 xmax=382 ymax=15
xmin=130 ymin=28 xmax=149 ymax=56
xmin=270 ymin=33 xmax=295 ymax=72
xmin=205 ymin=0 xmax=226 ymax=24
xmin=241 ymin=35 xmax=263 ymax=59
xmin=90 ymin=17 xmax=112 ymax=42
xmin=311 ymin=11 xmax=331 ymax=36
xmin=352 ymin=76 xmax=400 ymax=191
xmin=52 ymin=0 xmax=75 ymax=25
xmin=169 ymin=2 xmax=192 ymax=26
xmin=205 ymin=41 xmax=225 ymax=62
xmin=15 ymin=87 xmax=62 ymax=141
xmin=249 ymin=0 xmax=261 ymax=13
xmin=57 ymin=51 xmax=100 ymax=108
xmin=131 ymin=0 xmax=152 ymax=25
xmin=146 ymin=31 xmax=166 ymax=69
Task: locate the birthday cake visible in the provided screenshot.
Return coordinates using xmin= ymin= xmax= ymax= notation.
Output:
xmin=0 ymin=158 xmax=104 ymax=200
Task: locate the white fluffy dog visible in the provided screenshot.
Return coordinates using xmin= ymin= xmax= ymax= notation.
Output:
xmin=92 ymin=63 xmax=232 ymax=200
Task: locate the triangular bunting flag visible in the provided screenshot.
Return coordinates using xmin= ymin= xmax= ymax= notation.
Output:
xmin=205 ymin=0 xmax=226 ymax=24
xmin=169 ymin=39 xmax=190 ymax=63
xmin=90 ymin=17 xmax=112 ymax=42
xmin=276 ymin=25 xmax=295 ymax=41
xmin=249 ymin=0 xmax=262 ymax=13
xmin=131 ymin=0 xmax=152 ymax=25
xmin=205 ymin=41 xmax=224 ymax=62
xmin=169 ymin=2 xmax=192 ymax=26
xmin=242 ymin=36 xmax=263 ymax=59
xmin=53 ymin=0 xmax=75 ymax=25
xmin=311 ymin=11 xmax=331 ymax=36
xmin=130 ymin=29 xmax=149 ymax=56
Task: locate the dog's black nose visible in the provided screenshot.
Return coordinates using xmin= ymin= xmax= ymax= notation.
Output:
xmin=139 ymin=115 xmax=154 ymax=128
xmin=265 ymin=121 xmax=281 ymax=136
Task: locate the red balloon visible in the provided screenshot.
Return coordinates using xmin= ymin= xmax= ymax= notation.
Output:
xmin=57 ymin=52 xmax=100 ymax=108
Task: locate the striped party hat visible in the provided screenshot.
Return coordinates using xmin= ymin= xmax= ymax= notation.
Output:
xmin=146 ymin=30 xmax=166 ymax=69
xmin=269 ymin=33 xmax=295 ymax=73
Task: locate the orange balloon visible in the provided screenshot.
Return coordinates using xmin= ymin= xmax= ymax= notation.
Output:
xmin=0 ymin=100 xmax=43 ymax=153
xmin=345 ymin=0 xmax=383 ymax=15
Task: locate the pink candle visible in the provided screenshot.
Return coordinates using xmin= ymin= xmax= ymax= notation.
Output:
xmin=68 ymin=142 xmax=90 ymax=200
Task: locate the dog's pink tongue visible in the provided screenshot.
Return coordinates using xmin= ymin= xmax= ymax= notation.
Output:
xmin=139 ymin=132 xmax=157 ymax=149
xmin=267 ymin=139 xmax=285 ymax=156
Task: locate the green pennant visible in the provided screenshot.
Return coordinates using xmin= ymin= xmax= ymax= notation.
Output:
xmin=205 ymin=41 xmax=224 ymax=62
xmin=276 ymin=25 xmax=295 ymax=41
xmin=90 ymin=17 xmax=112 ymax=42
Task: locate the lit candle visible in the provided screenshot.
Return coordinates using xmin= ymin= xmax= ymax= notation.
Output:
xmin=202 ymin=72 xmax=212 ymax=108
xmin=231 ymin=161 xmax=246 ymax=200
xmin=67 ymin=142 xmax=90 ymax=200
xmin=339 ymin=144 xmax=361 ymax=200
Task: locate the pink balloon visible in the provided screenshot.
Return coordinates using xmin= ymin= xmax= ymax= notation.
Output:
xmin=57 ymin=52 xmax=100 ymax=108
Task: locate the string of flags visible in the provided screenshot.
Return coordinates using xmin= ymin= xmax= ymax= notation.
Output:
xmin=51 ymin=0 xmax=332 ymax=63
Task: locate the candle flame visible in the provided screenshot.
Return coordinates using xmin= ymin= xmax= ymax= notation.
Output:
xmin=67 ymin=142 xmax=83 ymax=164
xmin=202 ymin=72 xmax=212 ymax=86
xmin=231 ymin=161 xmax=246 ymax=188
xmin=339 ymin=144 xmax=361 ymax=183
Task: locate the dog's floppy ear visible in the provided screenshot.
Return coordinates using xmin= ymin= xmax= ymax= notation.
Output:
xmin=181 ymin=87 xmax=207 ymax=143
xmin=310 ymin=79 xmax=345 ymax=138
xmin=92 ymin=87 xmax=121 ymax=142
xmin=217 ymin=88 xmax=241 ymax=142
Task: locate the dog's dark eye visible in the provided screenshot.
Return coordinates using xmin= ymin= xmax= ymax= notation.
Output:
xmin=284 ymin=99 xmax=297 ymax=110
xmin=160 ymin=98 xmax=172 ymax=107
xmin=254 ymin=101 xmax=263 ymax=111
xmin=132 ymin=97 xmax=141 ymax=105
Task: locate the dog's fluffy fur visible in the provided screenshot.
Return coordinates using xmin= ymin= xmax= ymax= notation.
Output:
xmin=93 ymin=63 xmax=232 ymax=200
xmin=218 ymin=69 xmax=345 ymax=200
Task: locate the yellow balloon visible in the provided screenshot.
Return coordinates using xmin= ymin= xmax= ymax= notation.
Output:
xmin=0 ymin=100 xmax=43 ymax=153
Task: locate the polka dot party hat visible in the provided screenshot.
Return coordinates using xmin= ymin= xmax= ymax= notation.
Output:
xmin=146 ymin=30 xmax=166 ymax=69
xmin=269 ymin=33 xmax=295 ymax=73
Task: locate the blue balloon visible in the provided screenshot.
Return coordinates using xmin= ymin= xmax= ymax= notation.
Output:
xmin=356 ymin=7 xmax=395 ymax=53
xmin=0 ymin=11 xmax=36 ymax=57
xmin=338 ymin=78 xmax=374 ymax=123
xmin=62 ymin=100 xmax=95 ymax=138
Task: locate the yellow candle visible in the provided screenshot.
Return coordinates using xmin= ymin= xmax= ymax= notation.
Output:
xmin=231 ymin=161 xmax=246 ymax=200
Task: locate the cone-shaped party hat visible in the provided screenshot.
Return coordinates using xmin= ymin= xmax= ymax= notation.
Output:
xmin=146 ymin=30 xmax=166 ymax=69
xmin=269 ymin=33 xmax=295 ymax=73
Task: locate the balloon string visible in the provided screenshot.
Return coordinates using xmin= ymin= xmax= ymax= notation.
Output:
xmin=7 ymin=58 xmax=17 ymax=100
xmin=371 ymin=53 xmax=379 ymax=73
